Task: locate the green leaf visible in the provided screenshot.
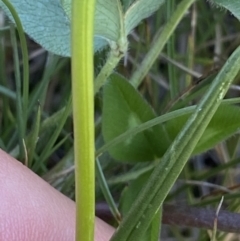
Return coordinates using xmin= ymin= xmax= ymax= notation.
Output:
xmin=0 ymin=0 xmax=164 ymax=56
xmin=102 ymin=73 xmax=240 ymax=162
xmin=124 ymin=0 xmax=165 ymax=35
xmin=210 ymin=0 xmax=240 ymax=20
xmin=0 ymin=0 xmax=71 ymax=56
xmin=61 ymin=0 xmax=71 ymax=18
xmin=62 ymin=0 xmax=165 ymax=43
xmin=166 ymin=104 xmax=240 ymax=155
xmin=0 ymin=0 xmax=111 ymax=56
xmin=95 ymin=0 xmax=121 ymax=43
xmin=101 ymin=101 xmax=240 ymax=163
xmin=62 ymin=0 xmax=122 ymax=43
xmin=102 ymin=73 xmax=170 ymax=162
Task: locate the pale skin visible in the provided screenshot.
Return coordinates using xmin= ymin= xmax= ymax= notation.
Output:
xmin=0 ymin=149 xmax=115 ymax=241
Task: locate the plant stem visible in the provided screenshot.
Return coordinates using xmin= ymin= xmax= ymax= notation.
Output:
xmin=71 ymin=0 xmax=96 ymax=240
xmin=94 ymin=47 xmax=124 ymax=94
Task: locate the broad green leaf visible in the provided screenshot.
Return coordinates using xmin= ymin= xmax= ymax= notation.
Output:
xmin=62 ymin=0 xmax=121 ymax=43
xmin=1 ymin=0 xmax=164 ymax=56
xmin=103 ymin=73 xmax=240 ymax=162
xmin=0 ymin=0 xmax=71 ymax=56
xmin=61 ymin=0 xmax=71 ymax=18
xmin=101 ymin=101 xmax=240 ymax=164
xmin=210 ymin=0 xmax=240 ymax=20
xmin=94 ymin=37 xmax=109 ymax=52
xmin=124 ymin=0 xmax=165 ymax=35
xmin=95 ymin=0 xmax=121 ymax=43
xmin=0 ymin=0 xmax=114 ymax=56
xmin=166 ymin=104 xmax=240 ymax=155
xmin=62 ymin=0 xmax=165 ymax=43
xmin=100 ymin=99 xmax=240 ymax=159
xmin=102 ymin=73 xmax=170 ymax=162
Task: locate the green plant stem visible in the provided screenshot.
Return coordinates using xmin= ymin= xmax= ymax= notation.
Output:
xmin=130 ymin=0 xmax=196 ymax=88
xmin=71 ymin=0 xmax=96 ymax=240
xmin=94 ymin=0 xmax=127 ymax=94
xmin=111 ymin=45 xmax=240 ymax=241
xmin=94 ymin=49 xmax=123 ymax=94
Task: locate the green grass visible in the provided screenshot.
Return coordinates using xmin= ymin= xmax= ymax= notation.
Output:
xmin=1 ymin=1 xmax=240 ymax=240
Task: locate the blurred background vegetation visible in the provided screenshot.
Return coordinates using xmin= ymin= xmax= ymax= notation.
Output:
xmin=0 ymin=1 xmax=240 ymax=240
